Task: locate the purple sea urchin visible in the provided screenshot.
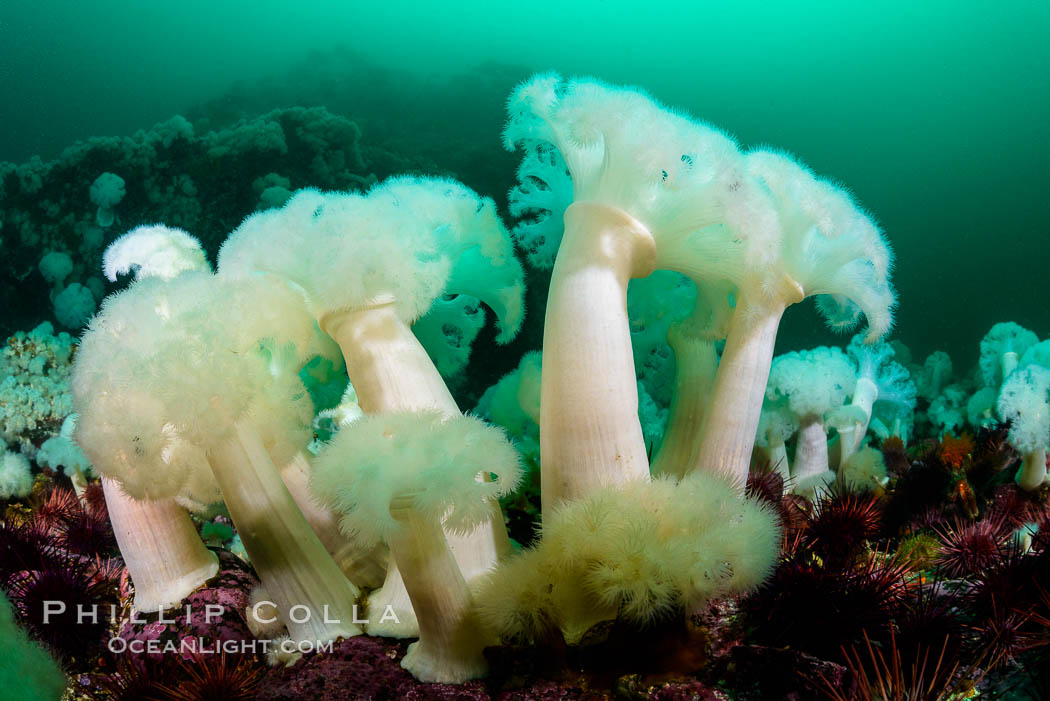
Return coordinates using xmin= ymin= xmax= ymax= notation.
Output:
xmin=741 ymin=549 xmax=911 ymax=661
xmin=6 ymin=559 xmax=113 ymax=664
xmin=932 ymin=515 xmax=1010 ymax=580
xmin=806 ymin=490 xmax=883 ymax=568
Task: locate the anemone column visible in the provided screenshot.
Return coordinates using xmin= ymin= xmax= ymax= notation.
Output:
xmin=209 ymin=419 xmax=362 ymax=644
xmin=540 ymin=202 xmax=656 ymax=507
xmin=693 ymin=285 xmax=798 ymax=487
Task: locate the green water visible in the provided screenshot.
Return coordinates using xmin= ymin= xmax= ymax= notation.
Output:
xmin=1 ymin=1 xmax=1047 ymax=362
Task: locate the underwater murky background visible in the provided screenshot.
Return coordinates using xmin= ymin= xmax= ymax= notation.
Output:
xmin=2 ymin=1 xmax=1048 ymax=362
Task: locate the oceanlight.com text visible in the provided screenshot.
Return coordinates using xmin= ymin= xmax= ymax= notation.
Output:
xmin=107 ymin=636 xmax=334 ymax=655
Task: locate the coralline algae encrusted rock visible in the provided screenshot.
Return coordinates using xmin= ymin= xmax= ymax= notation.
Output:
xmin=0 ymin=322 xmax=75 ymax=457
xmin=113 ymin=550 xmax=258 ymax=661
xmin=257 ymin=636 xmax=489 ymax=701
xmin=258 ymin=634 xmax=729 ymax=700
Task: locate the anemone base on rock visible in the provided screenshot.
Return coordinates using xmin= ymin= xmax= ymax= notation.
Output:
xmin=102 ymin=478 xmax=220 ymax=614
xmin=389 ymin=503 xmax=490 ymax=683
xmin=115 ymin=550 xmax=258 ymax=661
xmin=401 ymin=637 xmax=488 ymax=686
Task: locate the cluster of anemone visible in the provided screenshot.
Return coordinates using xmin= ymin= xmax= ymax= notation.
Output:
xmin=734 ymin=405 xmax=1050 ymax=699
xmin=0 ymin=322 xmax=76 ymax=463
xmin=61 ymin=177 xmax=528 ymax=683
xmin=47 ymin=72 xmax=868 ymax=690
xmin=729 ymin=318 xmax=1050 ymax=511
xmin=6 ymin=70 xmax=1046 ymax=700
xmin=912 ymin=321 xmax=1050 ymax=492
xmin=503 ymin=75 xmax=895 ymax=506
